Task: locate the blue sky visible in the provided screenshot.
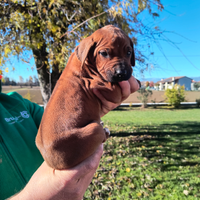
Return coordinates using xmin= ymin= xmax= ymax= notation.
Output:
xmin=2 ymin=0 xmax=200 ymax=82
xmin=137 ymin=0 xmax=200 ymax=81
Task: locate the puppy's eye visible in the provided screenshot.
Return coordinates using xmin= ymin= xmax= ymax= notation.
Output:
xmin=127 ymin=51 xmax=132 ymax=56
xmin=99 ymin=51 xmax=108 ymax=58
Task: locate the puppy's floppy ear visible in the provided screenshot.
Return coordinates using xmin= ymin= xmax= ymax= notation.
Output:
xmin=75 ymin=36 xmax=96 ymax=68
xmin=131 ymin=48 xmax=135 ymax=67
xmin=130 ymin=39 xmax=135 ymax=67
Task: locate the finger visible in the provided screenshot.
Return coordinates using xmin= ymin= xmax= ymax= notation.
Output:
xmin=128 ymin=76 xmax=140 ymax=93
xmin=75 ymin=144 xmax=104 ymax=186
xmin=118 ymin=80 xmax=131 ymax=100
xmin=76 ymin=143 xmax=103 ymax=172
xmin=118 ymin=76 xmax=140 ymax=101
xmin=64 ymin=144 xmax=104 ymax=179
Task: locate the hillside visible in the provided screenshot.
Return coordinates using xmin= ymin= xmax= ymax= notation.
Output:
xmin=123 ymin=90 xmax=200 ymax=104
xmin=2 ymin=86 xmax=200 ymax=105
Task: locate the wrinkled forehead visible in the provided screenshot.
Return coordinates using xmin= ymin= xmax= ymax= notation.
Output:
xmin=93 ymin=26 xmax=132 ymax=49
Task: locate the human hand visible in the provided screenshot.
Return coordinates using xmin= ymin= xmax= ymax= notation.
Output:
xmin=10 ymin=144 xmax=104 ymax=200
xmin=93 ymin=76 xmax=140 ymax=117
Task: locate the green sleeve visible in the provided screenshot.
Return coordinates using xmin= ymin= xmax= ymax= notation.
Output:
xmin=0 ymin=91 xmax=44 ymax=199
xmin=22 ymin=98 xmax=44 ymax=129
xmin=7 ymin=92 xmax=44 ymax=128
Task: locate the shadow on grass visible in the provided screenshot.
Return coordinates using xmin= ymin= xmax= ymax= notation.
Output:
xmin=113 ymin=105 xmax=200 ymax=111
xmin=110 ymin=121 xmax=200 ymax=137
xmin=110 ymin=121 xmax=200 ymax=171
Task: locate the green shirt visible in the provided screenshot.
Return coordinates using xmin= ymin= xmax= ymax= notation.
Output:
xmin=0 ymin=91 xmax=44 ymax=199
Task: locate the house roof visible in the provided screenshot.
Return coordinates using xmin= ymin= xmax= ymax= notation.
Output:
xmin=156 ymin=76 xmax=192 ymax=84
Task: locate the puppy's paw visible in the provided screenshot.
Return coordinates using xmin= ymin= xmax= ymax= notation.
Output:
xmin=100 ymin=120 xmax=110 ymax=139
xmin=104 ymin=127 xmax=110 ymax=138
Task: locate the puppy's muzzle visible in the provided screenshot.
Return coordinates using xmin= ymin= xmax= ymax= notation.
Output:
xmin=107 ymin=62 xmax=132 ymax=82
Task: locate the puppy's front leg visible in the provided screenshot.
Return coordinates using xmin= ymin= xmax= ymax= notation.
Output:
xmin=41 ymin=122 xmax=107 ymax=170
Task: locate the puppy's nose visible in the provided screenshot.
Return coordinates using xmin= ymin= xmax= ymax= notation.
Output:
xmin=108 ymin=63 xmax=132 ymax=82
xmin=115 ymin=68 xmax=127 ymax=79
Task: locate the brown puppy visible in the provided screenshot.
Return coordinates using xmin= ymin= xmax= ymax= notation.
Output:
xmin=36 ymin=25 xmax=138 ymax=169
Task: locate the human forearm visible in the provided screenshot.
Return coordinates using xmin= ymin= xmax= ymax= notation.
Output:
xmin=8 ymin=144 xmax=103 ymax=200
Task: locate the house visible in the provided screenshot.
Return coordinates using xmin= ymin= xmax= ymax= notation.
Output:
xmin=155 ymin=76 xmax=193 ymax=91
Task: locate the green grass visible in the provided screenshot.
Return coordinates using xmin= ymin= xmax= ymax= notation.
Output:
xmin=84 ymin=107 xmax=200 ymax=200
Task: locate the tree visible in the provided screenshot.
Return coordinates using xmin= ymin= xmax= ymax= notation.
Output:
xmin=164 ymin=84 xmax=185 ymax=108
xmin=137 ymin=88 xmax=153 ymax=108
xmin=0 ymin=0 xmax=164 ymax=106
xmin=19 ymin=76 xmax=24 ymax=87
xmin=33 ymin=75 xmax=39 ymax=86
xmin=29 ymin=76 xmax=33 ymax=88
xmin=193 ymin=82 xmax=200 ymax=90
xmin=145 ymin=81 xmax=149 ymax=87
xmin=4 ymin=77 xmax=11 ymax=86
xmin=149 ymin=81 xmax=154 ymax=87
xmin=11 ymin=79 xmax=17 ymax=86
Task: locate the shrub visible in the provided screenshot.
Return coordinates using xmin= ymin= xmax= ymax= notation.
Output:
xmin=164 ymin=84 xmax=185 ymax=108
xmin=137 ymin=88 xmax=153 ymax=108
xmin=193 ymin=82 xmax=200 ymax=90
xmin=151 ymin=98 xmax=157 ymax=108
xmin=196 ymin=99 xmax=200 ymax=108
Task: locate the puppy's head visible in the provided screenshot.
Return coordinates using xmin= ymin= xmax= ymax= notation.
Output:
xmin=75 ymin=25 xmax=135 ymax=83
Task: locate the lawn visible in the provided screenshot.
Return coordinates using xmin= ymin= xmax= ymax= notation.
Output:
xmin=84 ymin=107 xmax=200 ymax=200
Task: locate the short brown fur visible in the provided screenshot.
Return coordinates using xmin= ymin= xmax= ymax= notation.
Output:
xmin=36 ymin=25 xmax=136 ymax=169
